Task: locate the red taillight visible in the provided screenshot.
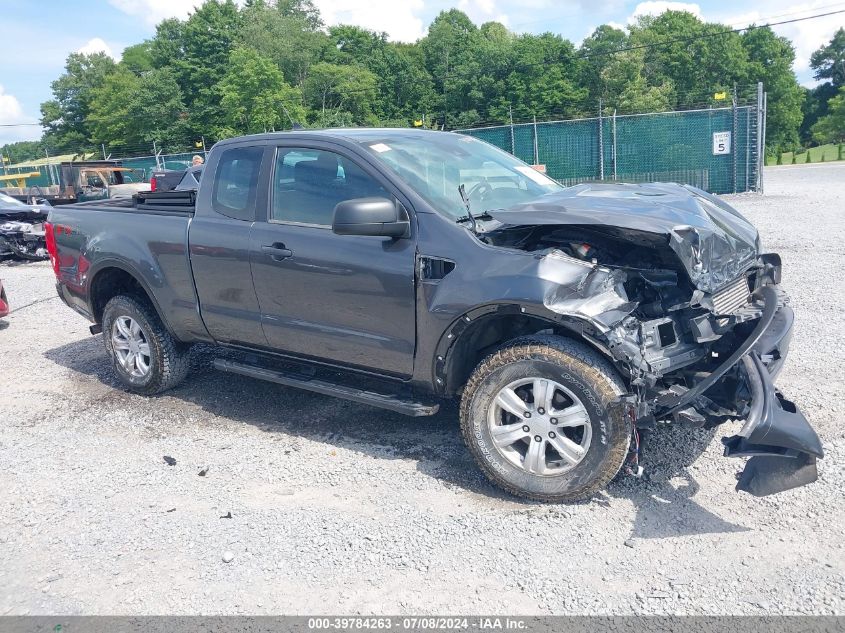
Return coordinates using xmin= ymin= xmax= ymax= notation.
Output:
xmin=150 ymin=176 xmax=157 ymax=192
xmin=44 ymin=221 xmax=60 ymax=277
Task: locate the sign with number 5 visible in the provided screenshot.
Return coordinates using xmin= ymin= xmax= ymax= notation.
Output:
xmin=713 ymin=131 xmax=731 ymax=155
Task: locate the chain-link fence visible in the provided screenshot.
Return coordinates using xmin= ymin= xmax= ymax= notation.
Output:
xmin=2 ymin=87 xmax=767 ymax=197
xmin=456 ymin=89 xmax=766 ymax=194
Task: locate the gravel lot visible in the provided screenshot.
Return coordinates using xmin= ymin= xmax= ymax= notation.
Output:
xmin=1 ymin=163 xmax=843 ymax=615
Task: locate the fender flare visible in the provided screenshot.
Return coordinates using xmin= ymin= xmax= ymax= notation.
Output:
xmin=431 ymin=301 xmax=613 ymax=395
xmin=87 ymin=257 xmax=176 ymax=335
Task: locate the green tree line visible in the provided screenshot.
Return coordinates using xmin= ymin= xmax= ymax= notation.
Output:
xmin=2 ymin=0 xmax=844 ymax=164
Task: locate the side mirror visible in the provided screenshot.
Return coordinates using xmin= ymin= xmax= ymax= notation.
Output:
xmin=332 ymin=197 xmax=409 ymax=238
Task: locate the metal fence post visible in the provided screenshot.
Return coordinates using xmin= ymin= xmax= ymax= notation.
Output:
xmin=532 ymin=116 xmax=539 ymax=165
xmin=598 ymin=99 xmax=604 ymax=180
xmin=732 ymin=87 xmax=738 ymax=194
xmin=745 ymin=107 xmax=750 ymax=192
xmin=755 ymin=82 xmax=763 ymax=193
xmin=509 ymin=106 xmax=515 ymax=155
xmin=761 ymin=91 xmax=767 ymax=194
xmin=612 ymin=108 xmax=617 ymax=181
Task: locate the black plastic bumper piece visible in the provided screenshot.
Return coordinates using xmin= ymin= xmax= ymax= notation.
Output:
xmin=722 ymin=352 xmax=823 ymax=496
xmin=723 ymin=354 xmax=824 ymax=459
xmin=734 ymin=454 xmax=818 ymax=497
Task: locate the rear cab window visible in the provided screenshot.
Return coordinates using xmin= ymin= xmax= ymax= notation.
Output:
xmin=211 ymin=146 xmax=263 ymax=221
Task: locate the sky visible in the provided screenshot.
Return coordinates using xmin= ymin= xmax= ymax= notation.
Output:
xmin=1 ymin=0 xmax=843 ymax=145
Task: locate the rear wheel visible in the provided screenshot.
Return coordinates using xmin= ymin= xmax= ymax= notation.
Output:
xmin=102 ymin=295 xmax=189 ymax=395
xmin=460 ymin=335 xmax=630 ymax=502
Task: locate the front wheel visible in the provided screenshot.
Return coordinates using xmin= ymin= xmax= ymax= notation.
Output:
xmin=102 ymin=295 xmax=190 ymax=395
xmin=460 ymin=335 xmax=630 ymax=503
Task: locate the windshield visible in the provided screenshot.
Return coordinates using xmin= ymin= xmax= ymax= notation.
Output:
xmin=0 ymin=191 xmax=27 ymax=207
xmin=356 ymin=132 xmax=562 ymax=219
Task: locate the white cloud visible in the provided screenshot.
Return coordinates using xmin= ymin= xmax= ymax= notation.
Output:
xmin=0 ymin=85 xmax=40 ymax=145
xmin=108 ymin=0 xmax=208 ymax=26
xmin=314 ymin=0 xmax=426 ymax=42
xmin=629 ymin=1 xmax=702 ymax=24
xmin=76 ymin=37 xmax=116 ymax=59
xmin=458 ymin=0 xmax=510 ymax=26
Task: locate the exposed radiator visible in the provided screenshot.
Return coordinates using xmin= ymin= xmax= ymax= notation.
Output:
xmin=712 ymin=276 xmax=751 ymax=315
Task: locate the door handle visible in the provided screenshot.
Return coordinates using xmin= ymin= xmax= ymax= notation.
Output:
xmin=262 ymin=243 xmax=293 ymax=261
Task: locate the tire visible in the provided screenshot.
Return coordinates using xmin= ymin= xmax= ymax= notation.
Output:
xmin=102 ymin=294 xmax=190 ymax=395
xmin=460 ymin=334 xmax=630 ymax=503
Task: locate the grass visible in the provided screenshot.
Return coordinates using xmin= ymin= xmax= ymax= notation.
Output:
xmin=767 ymin=143 xmax=844 ymax=166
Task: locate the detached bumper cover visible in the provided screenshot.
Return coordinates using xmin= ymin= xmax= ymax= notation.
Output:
xmin=721 ymin=297 xmax=823 ymax=496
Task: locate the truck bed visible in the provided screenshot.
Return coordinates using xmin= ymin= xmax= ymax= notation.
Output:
xmin=68 ymin=190 xmax=196 ymax=216
xmin=48 ymin=189 xmax=207 ymax=342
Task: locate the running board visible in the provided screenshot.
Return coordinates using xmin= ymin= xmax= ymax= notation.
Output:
xmin=213 ymin=358 xmax=440 ymax=417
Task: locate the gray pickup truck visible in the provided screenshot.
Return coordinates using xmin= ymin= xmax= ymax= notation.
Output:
xmin=46 ymin=128 xmax=822 ymax=502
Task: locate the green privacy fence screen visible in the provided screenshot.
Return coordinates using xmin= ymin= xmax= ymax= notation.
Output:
xmin=456 ymin=104 xmax=764 ymax=194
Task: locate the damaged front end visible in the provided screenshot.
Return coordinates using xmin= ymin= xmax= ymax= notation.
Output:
xmin=482 ymin=182 xmax=823 ymax=496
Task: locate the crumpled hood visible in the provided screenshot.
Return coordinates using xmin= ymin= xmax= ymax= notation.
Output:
xmin=489 ymin=182 xmax=759 ymax=293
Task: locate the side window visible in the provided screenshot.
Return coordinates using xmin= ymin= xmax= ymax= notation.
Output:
xmin=271 ymin=148 xmax=389 ymax=226
xmin=212 ymin=146 xmax=263 ymax=221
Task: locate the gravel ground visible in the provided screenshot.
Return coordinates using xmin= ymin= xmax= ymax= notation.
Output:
xmin=1 ymin=163 xmax=843 ymax=615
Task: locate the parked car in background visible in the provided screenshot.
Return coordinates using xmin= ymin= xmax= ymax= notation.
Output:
xmin=0 ymin=191 xmax=50 ymax=260
xmin=149 ymin=168 xmax=186 ymax=193
xmin=46 ymin=129 xmax=822 ymax=503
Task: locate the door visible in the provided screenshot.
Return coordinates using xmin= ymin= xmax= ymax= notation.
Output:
xmin=250 ymin=145 xmax=417 ymax=377
xmin=189 ymin=144 xmax=268 ymax=347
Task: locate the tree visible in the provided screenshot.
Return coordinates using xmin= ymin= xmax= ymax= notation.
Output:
xmin=811 ymin=86 xmax=845 ymax=143
xmin=149 ymin=18 xmax=185 ymax=69
xmin=39 ymin=52 xmax=117 ymax=152
xmin=122 ymin=41 xmax=154 ymax=74
xmin=303 ymin=62 xmax=378 ymax=126
xmin=810 ymin=27 xmax=845 ymax=87
xmin=500 ymin=33 xmax=586 ymax=121
xmin=601 ymin=50 xmax=674 ymax=113
xmin=87 ymin=66 xmax=142 ymax=150
xmin=218 ymin=48 xmax=305 ymax=135
xmin=420 ymin=10 xmax=480 ymax=126
xmin=157 ymin=0 xmax=243 ymax=135
xmin=629 ymin=12 xmax=748 ymax=106
xmin=239 ymin=0 xmax=327 ymax=87
xmin=89 ymin=67 xmax=190 ymax=152
xmin=579 ymin=25 xmax=629 ymax=102
xmin=741 ymin=26 xmax=804 ymax=152
xmin=327 ymin=25 xmax=436 ymax=123
xmin=0 ymin=140 xmax=45 ymax=164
